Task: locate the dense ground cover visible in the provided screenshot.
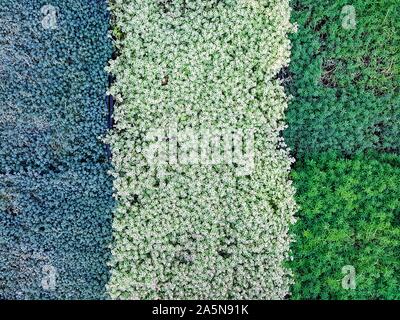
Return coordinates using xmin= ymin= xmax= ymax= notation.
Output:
xmin=1 ymin=0 xmax=397 ymax=300
xmin=290 ymin=153 xmax=400 ymax=299
xmin=106 ymin=0 xmax=297 ymax=299
xmin=285 ymin=0 xmax=399 ymax=158
xmin=286 ymin=0 xmax=400 ymax=300
xmin=0 ymin=0 xmax=112 ymax=299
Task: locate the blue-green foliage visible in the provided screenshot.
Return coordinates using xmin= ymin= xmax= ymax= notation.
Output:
xmin=0 ymin=0 xmax=113 ymax=299
xmin=284 ymin=0 xmax=399 ymax=158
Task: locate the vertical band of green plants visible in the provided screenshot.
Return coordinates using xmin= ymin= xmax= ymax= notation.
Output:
xmin=286 ymin=0 xmax=399 ymax=299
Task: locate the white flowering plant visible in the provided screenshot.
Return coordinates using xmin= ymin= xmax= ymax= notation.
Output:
xmin=106 ymin=0 xmax=297 ymax=299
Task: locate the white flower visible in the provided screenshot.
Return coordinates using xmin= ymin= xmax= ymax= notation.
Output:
xmin=107 ymin=0 xmax=297 ymax=300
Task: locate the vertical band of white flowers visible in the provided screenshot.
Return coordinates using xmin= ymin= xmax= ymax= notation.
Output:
xmin=105 ymin=0 xmax=297 ymax=299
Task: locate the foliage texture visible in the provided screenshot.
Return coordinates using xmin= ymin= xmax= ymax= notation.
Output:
xmin=0 ymin=0 xmax=113 ymax=299
xmin=289 ymin=152 xmax=400 ymax=299
xmin=284 ymin=0 xmax=399 ymax=158
xmin=107 ymin=0 xmax=297 ymax=299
